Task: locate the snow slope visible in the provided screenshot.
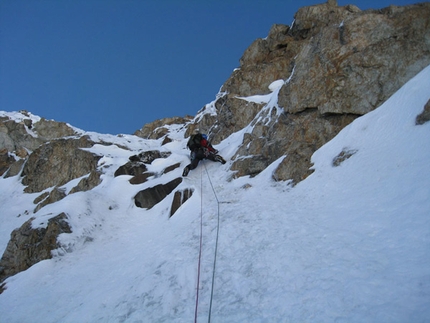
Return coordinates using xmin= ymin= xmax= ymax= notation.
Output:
xmin=0 ymin=65 xmax=429 ymax=322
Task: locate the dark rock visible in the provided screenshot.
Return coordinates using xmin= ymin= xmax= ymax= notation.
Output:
xmin=34 ymin=192 xmax=50 ymax=205
xmin=116 ymin=150 xmax=172 ymax=177
xmin=129 ymin=172 xmax=154 ymax=185
xmin=416 ymin=99 xmax=430 ymax=125
xmin=170 ymin=188 xmax=194 ymax=217
xmin=0 ymin=213 xmax=72 ymax=287
xmin=3 ymin=158 xmax=25 ymax=178
xmin=69 ymin=171 xmax=102 ymax=194
xmin=134 ymin=178 xmax=182 ymax=209
xmin=130 ymin=150 xmax=172 ymax=164
xmin=332 ymin=148 xmax=358 ymax=167
xmin=114 ymin=162 xmax=147 ymax=177
xmin=163 ymin=163 xmax=181 ymax=174
xmin=161 ymin=136 xmax=173 ymax=145
xmin=0 ymin=149 xmax=16 ymax=177
xmin=34 ymin=187 xmax=67 ymax=213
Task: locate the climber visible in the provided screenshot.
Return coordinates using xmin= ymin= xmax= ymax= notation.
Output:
xmin=182 ymin=129 xmax=226 ymax=177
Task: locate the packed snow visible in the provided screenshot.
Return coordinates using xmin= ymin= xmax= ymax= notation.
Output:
xmin=0 ymin=65 xmax=429 ymax=322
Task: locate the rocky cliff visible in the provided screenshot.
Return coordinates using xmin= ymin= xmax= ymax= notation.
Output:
xmin=139 ymin=0 xmax=430 ymax=183
xmin=1 ymin=0 xmax=430 ymax=290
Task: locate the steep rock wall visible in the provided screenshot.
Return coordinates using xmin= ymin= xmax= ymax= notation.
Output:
xmin=185 ymin=1 xmax=430 ymax=183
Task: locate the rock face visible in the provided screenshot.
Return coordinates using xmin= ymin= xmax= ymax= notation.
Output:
xmin=279 ymin=3 xmax=430 ymax=116
xmin=0 ymin=213 xmax=72 ymax=287
xmin=0 ymin=116 xmax=42 ymax=154
xmin=0 ymin=112 xmax=77 ymax=154
xmin=114 ymin=150 xmax=175 ymax=185
xmin=187 ymin=1 xmax=430 ymax=183
xmin=21 ymin=136 xmax=101 ymax=193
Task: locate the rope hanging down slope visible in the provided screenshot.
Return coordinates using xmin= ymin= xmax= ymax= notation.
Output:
xmin=194 ymin=162 xmax=221 ymax=323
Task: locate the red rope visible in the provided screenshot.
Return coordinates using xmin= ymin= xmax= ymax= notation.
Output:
xmin=194 ymin=166 xmax=204 ymax=323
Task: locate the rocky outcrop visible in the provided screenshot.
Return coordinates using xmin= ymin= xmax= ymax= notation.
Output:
xmin=279 ymin=2 xmax=430 ymax=116
xmin=3 ymin=158 xmax=26 ymax=178
xmin=128 ymin=163 xmax=180 ymax=185
xmin=69 ymin=170 xmax=102 ymax=194
xmin=21 ymin=136 xmax=101 ymax=193
xmin=332 ymin=148 xmax=358 ymax=167
xmin=0 ymin=148 xmax=16 ymax=177
xmin=0 ymin=115 xmax=40 ymax=176
xmin=134 ymin=116 xmax=192 ymax=140
xmin=32 ymin=118 xmax=77 ymax=140
xmin=190 ymin=1 xmax=430 ymax=184
xmin=129 ymin=150 xmax=172 ymax=164
xmin=1 ymin=113 xmax=103 ymax=211
xmin=170 ymin=188 xmax=194 ymax=217
xmin=230 ymin=108 xmax=358 ymax=182
xmin=134 ymin=178 xmax=183 ymax=209
xmin=115 ymin=161 xmax=148 ymax=177
xmin=0 ymin=112 xmax=84 ymax=181
xmin=129 ymin=172 xmax=155 ymax=185
xmin=416 ymin=99 xmax=430 ymax=125
xmin=114 ymin=150 xmax=173 ymax=185
xmin=34 ymin=187 xmax=67 ymax=213
xmin=0 ymin=116 xmax=43 ymax=153
xmin=0 ymin=112 xmax=77 ymax=154
xmin=163 ymin=162 xmax=181 ymax=174
xmin=0 ymin=213 xmax=72 ymax=288
xmin=114 ymin=151 xmax=186 ymax=210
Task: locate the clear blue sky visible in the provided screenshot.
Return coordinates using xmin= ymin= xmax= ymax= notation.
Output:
xmin=0 ymin=0 xmax=420 ymax=135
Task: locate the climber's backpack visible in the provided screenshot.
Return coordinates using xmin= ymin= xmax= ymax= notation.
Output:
xmin=187 ymin=134 xmax=203 ymax=150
